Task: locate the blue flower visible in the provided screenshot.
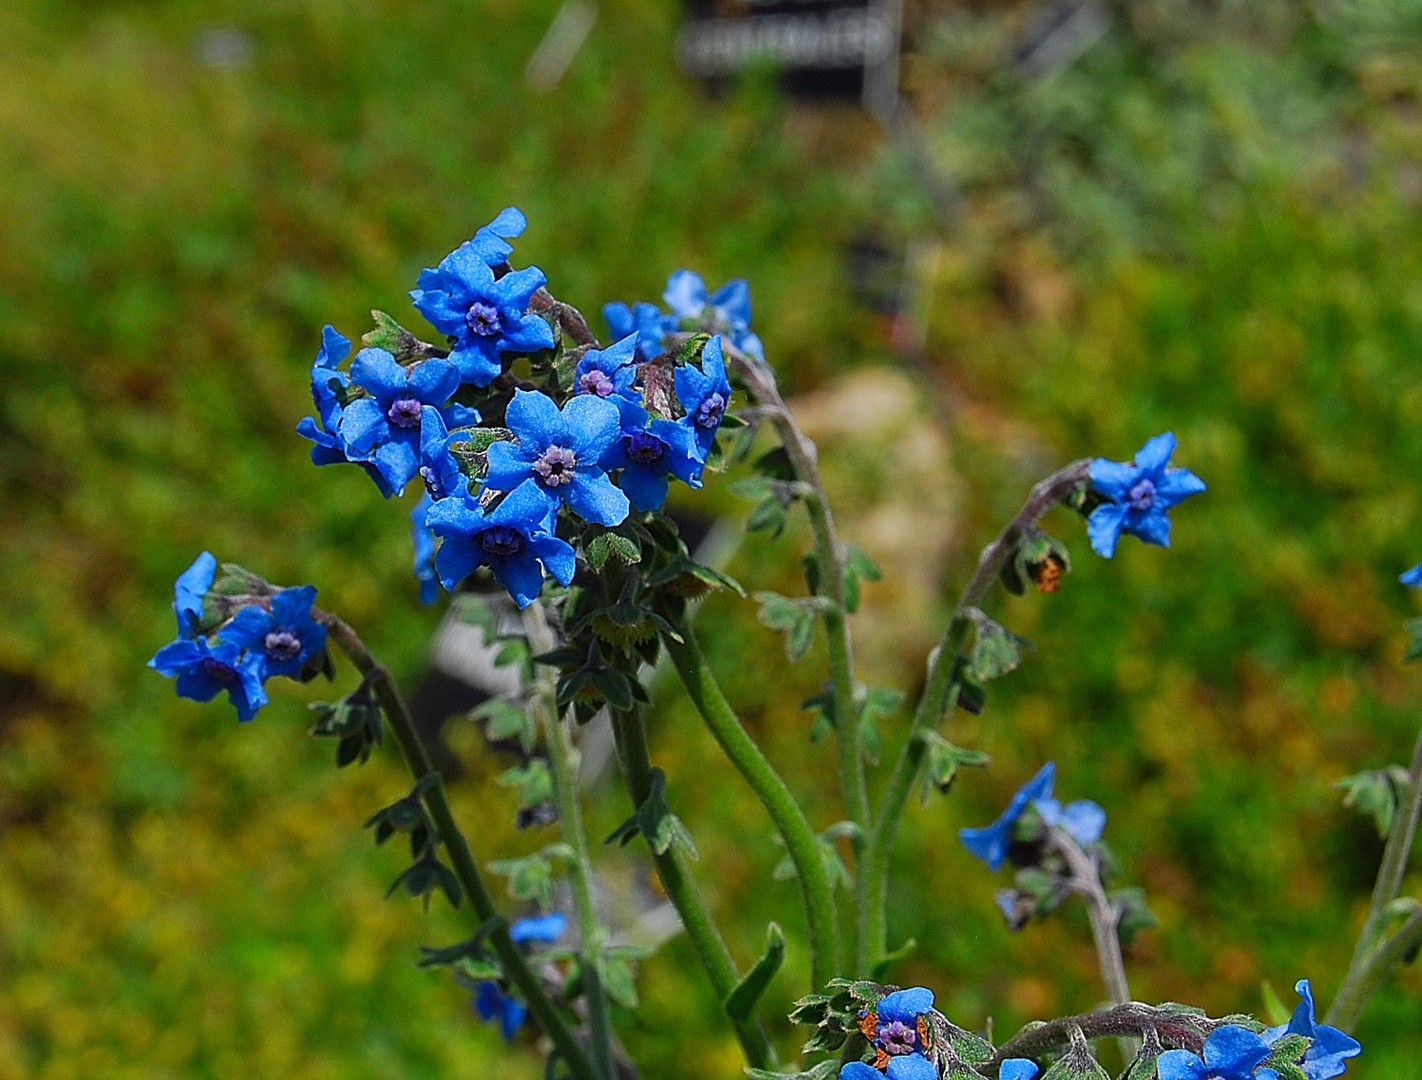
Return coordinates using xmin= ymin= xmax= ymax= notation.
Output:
xmin=1263 ymin=980 xmax=1360 ymax=1080
xmin=411 ymin=211 xmax=554 ymax=386
xmin=336 ymin=349 xmax=474 ymax=495
xmin=1035 ymin=796 xmax=1106 ymax=848
xmin=603 ymin=300 xmax=671 ymax=360
xmin=1088 ymin=432 xmax=1206 ymax=558
xmin=411 ymin=497 xmax=439 ymax=606
xmin=217 ymin=586 xmax=327 ymax=680
xmin=1158 ymin=1025 xmax=1279 ymax=1080
xmin=484 ymin=389 xmax=629 ymax=526
xmin=663 ymin=269 xmax=765 ymax=361
xmin=959 ymin=763 xmax=1056 ymax=870
xmin=573 ymin=332 xmax=642 ymax=408
xmin=148 ymin=636 xmax=268 ymax=722
xmin=840 ymin=1056 xmax=935 ymax=1080
xmin=425 ymin=481 xmax=577 ymax=608
xmin=296 ymin=328 xmax=399 ymax=498
xmin=473 ymin=980 xmax=528 ymax=1043
xmin=509 ymin=911 xmax=567 ymax=944
xmin=674 ymin=335 xmax=732 ymax=462
xmin=601 ymin=404 xmax=704 ymax=513
xmin=172 ymin=551 xmax=217 ymax=637
xmin=1401 ymin=564 xmax=1422 ymax=587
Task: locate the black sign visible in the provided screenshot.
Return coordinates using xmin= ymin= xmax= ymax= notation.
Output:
xmin=676 ymin=0 xmax=899 ymax=103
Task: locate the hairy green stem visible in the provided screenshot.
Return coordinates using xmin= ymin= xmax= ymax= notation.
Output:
xmin=608 ymin=706 xmax=779 ymax=1070
xmin=859 ymin=460 xmax=1092 ymax=973
xmin=986 ymin=1002 xmax=1222 ymax=1073
xmin=317 ymin=610 xmax=602 ymax=1080
xmin=729 ymin=351 xmax=871 ymax=859
xmin=1327 ymin=719 xmax=1422 ymax=1030
xmin=664 ymin=621 xmax=841 ymax=989
xmin=523 ymin=602 xmax=618 ymax=1080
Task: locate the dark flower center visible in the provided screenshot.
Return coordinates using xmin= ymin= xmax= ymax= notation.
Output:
xmin=480 ymin=526 xmax=524 ymax=557
xmin=264 ymin=630 xmax=302 ymax=662
xmin=420 ymin=464 xmax=447 ymax=500
xmin=878 ymin=1019 xmax=917 ymax=1056
xmin=693 ymin=392 xmax=725 ymax=429
xmin=387 ymin=398 xmax=423 ymax=428
xmin=466 ymin=302 xmax=502 ymax=337
xmin=578 ymin=370 xmax=615 ymax=397
xmin=1127 ymin=478 xmax=1157 ymax=512
xmin=533 ymin=445 xmax=577 ymax=487
xmin=625 ymin=430 xmax=665 ymax=465
xmin=199 ymin=656 xmax=238 ymax=684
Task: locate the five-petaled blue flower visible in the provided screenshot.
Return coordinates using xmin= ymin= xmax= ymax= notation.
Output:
xmin=675 ymin=335 xmax=733 ymax=462
xmin=411 ymin=210 xmax=554 ymax=386
xmin=484 ymin=389 xmax=630 ymax=526
xmin=664 ymin=269 xmax=765 ymax=361
xmin=1158 ymin=1025 xmax=1279 ymax=1080
xmin=573 ymin=332 xmax=642 ymax=410
xmin=959 ymin=762 xmax=1056 ymax=870
xmin=469 ymin=911 xmax=566 ymax=1043
xmin=425 ymin=480 xmax=577 ymax=608
xmin=148 ymin=635 xmax=268 ymax=723
xmin=217 ymin=585 xmax=327 ymax=680
xmin=1088 ymin=432 xmax=1206 ymax=558
xmin=601 ymin=404 xmax=704 ymax=513
xmin=1263 ymin=980 xmax=1360 ymax=1080
xmin=296 ymin=327 xmax=399 ymax=498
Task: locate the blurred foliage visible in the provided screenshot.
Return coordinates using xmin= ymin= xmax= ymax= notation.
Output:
xmin=2 ymin=0 xmax=1422 ymax=1077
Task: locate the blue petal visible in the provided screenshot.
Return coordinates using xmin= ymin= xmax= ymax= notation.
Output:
xmin=500 ymin=311 xmax=556 ymax=353
xmin=562 ymin=394 xmax=623 ymax=460
xmin=491 ymin=552 xmax=547 ymax=608
xmin=528 ymin=534 xmax=577 ymax=586
xmin=506 ymin=388 xmax=566 ymax=448
xmin=434 ymin=536 xmax=486 ymax=592
xmin=349 ymin=348 xmax=407 ymax=399
xmin=489 ymin=479 xmax=561 ymax=530
xmin=1202 ymin=1025 xmax=1271 ymax=1077
xmin=149 ymin=637 xmax=203 ymax=676
xmin=372 ymin=437 xmax=420 ymax=495
xmin=620 ymin=464 xmax=669 ymax=512
xmin=1157 ymin=1049 xmax=1209 ymax=1080
xmin=317 ymin=324 xmax=351 ymax=367
xmin=1039 ymin=799 xmax=1106 ymax=846
xmin=604 ymin=302 xmax=635 ymax=341
xmin=710 ymin=277 xmax=752 ymax=326
xmin=1089 ymin=458 xmax=1141 ymax=500
xmin=839 ymin=1066 xmax=882 ymax=1080
xmin=220 ymin=606 xmax=274 ymax=653
xmin=270 ymin=585 xmax=318 ymax=628
xmin=447 ymin=339 xmax=503 ymax=386
xmin=664 ymin=269 xmax=708 ymax=317
xmin=565 ymin=471 xmax=630 ymax=527
xmin=1087 ymin=502 xmax=1130 ymax=558
xmin=484 ymin=440 xmax=536 ymax=493
xmin=884 ymin=1054 xmax=936 ymax=1080
xmin=338 ymin=398 xmax=389 ymax=455
xmin=1400 ymin=563 xmax=1422 ymax=588
xmin=483 ymin=205 xmax=527 ymax=241
xmin=959 ymin=821 xmax=1011 ymax=870
xmin=173 ymin=551 xmax=217 ymax=635
xmin=490 ymin=264 xmax=548 ymax=310
xmin=1134 ymin=431 xmax=1178 ymax=475
xmin=1155 ymin=467 xmax=1207 ymax=506
xmin=1126 ymin=507 xmax=1173 ymax=547
xmin=510 ymin=912 xmax=566 ymax=944
xmin=877 ymin=986 xmax=934 ymax=1023
xmin=999 ymin=1060 xmax=1039 ymax=1080
xmin=437 ymin=243 xmax=497 ymax=293
xmin=406 ymin=357 xmax=460 ymax=403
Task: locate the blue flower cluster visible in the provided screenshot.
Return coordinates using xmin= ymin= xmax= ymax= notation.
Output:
xmin=467 ymin=911 xmax=567 ymax=1042
xmin=959 ymin=762 xmax=1105 ymax=870
xmin=604 ymin=268 xmax=764 ymax=362
xmin=840 ymin=987 xmax=1038 ymax=1080
xmin=147 ymin=553 xmax=327 ymax=722
xmin=298 ymin=210 xmax=736 ymax=608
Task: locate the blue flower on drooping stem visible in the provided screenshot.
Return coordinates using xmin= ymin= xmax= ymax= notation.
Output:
xmin=336 ymin=349 xmax=476 ymax=496
xmin=1087 ymin=432 xmax=1206 ymax=558
xmin=483 ymin=389 xmax=630 ymax=527
xmin=172 ymin=551 xmax=217 ymax=637
xmin=674 ymin=335 xmax=732 ymax=462
xmin=148 ymin=635 xmax=268 ymax=723
xmin=664 ymin=269 xmax=765 ymax=361
xmin=217 ymin=585 xmax=328 ymax=680
xmin=959 ymin=763 xmax=1057 ymax=870
xmin=1263 ymin=980 xmax=1360 ymax=1079
xmin=425 ymin=481 xmax=577 ymax=608
xmin=1158 ymin=1025 xmax=1280 ymax=1080
xmin=410 ymin=210 xmax=554 ymax=386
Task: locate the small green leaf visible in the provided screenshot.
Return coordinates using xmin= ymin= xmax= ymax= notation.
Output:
xmin=746 ymin=496 xmax=789 ymax=537
xmin=724 ymin=923 xmax=786 ymax=1020
xmin=470 ymin=698 xmax=535 ymax=754
xmin=498 ymin=759 xmax=554 ymax=810
xmin=918 ymin=732 xmax=989 ymax=802
xmin=1335 ymin=765 xmax=1410 ymax=838
xmin=967 ymin=611 xmax=1032 ymax=682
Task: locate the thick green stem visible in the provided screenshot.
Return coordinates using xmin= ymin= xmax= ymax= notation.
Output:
xmin=317 ymin=611 xmax=602 ymax=1080
xmin=859 ymin=460 xmax=1092 ymax=973
xmin=523 ymin=602 xmax=617 ymax=1080
xmin=1327 ymin=720 xmax=1422 ymax=1030
xmin=664 ymin=621 xmax=841 ymax=989
xmin=609 ymin=707 xmax=779 ymax=1070
xmin=730 ymin=351 xmax=871 ymax=856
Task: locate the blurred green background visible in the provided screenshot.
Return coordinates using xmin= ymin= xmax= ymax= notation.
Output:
xmin=3 ymin=0 xmax=1421 ymax=1076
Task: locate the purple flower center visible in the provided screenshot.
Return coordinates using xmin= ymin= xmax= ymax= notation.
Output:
xmin=578 ymin=370 xmax=615 ymax=397
xmin=264 ymin=630 xmax=302 ymax=662
xmin=480 ymin=526 xmax=524 ymax=557
xmin=693 ymin=392 xmax=725 ymax=429
xmin=420 ymin=464 xmax=446 ymax=499
xmin=1127 ymin=478 xmax=1157 ymax=512
xmin=878 ymin=1019 xmax=917 ymax=1056
xmin=199 ymin=656 xmax=237 ymax=684
xmin=626 ymin=430 xmax=665 ymax=465
xmin=532 ymin=445 xmax=577 ymax=487
xmin=466 ymin=302 xmax=502 ymax=337
xmin=387 ymin=398 xmax=422 ymax=428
